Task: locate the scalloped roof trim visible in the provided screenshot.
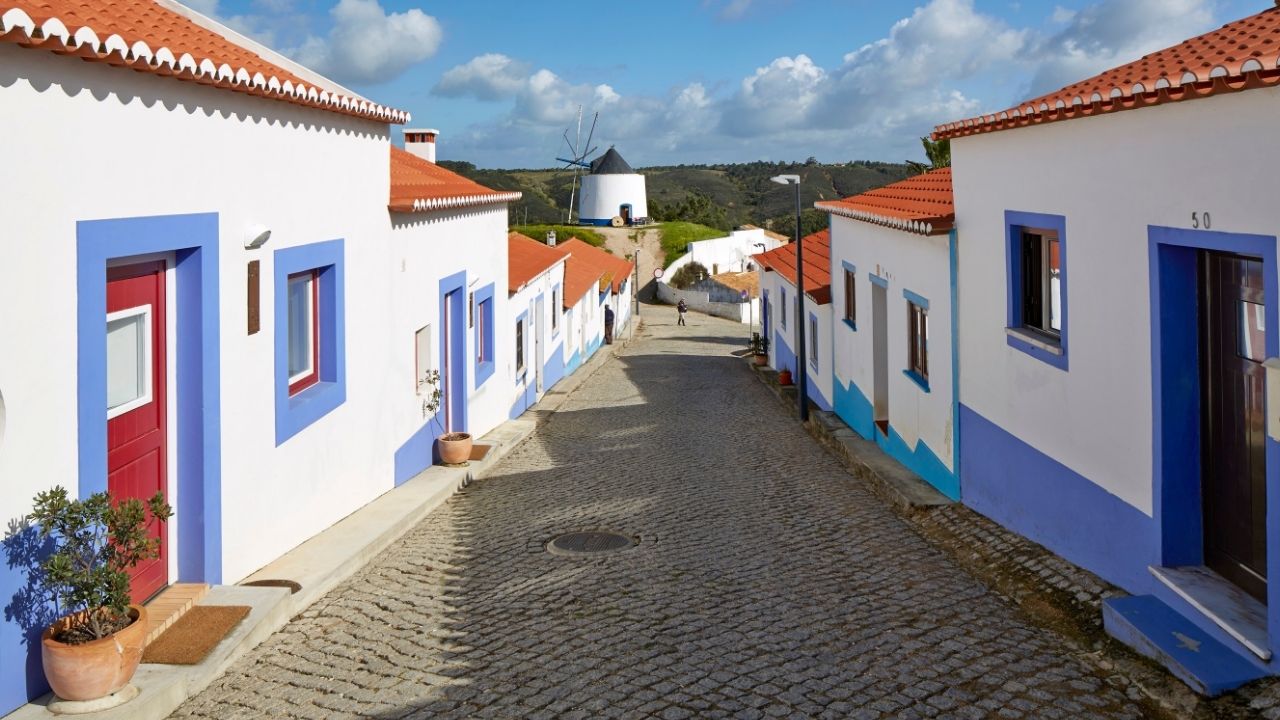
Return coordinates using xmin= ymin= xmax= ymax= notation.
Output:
xmin=934 ymin=6 xmax=1280 ymax=140
xmin=0 ymin=4 xmax=409 ymax=124
xmin=814 ymin=167 xmax=954 ymax=237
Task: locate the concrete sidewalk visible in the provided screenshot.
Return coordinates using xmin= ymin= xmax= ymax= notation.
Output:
xmin=5 ymin=322 xmax=637 ymax=720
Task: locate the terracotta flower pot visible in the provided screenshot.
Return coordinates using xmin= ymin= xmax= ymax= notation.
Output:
xmin=778 ymin=369 xmax=793 ymax=386
xmin=42 ymin=605 xmax=146 ymax=702
xmin=753 ymin=353 xmax=768 ymax=366
xmin=438 ymin=432 xmax=473 ymax=465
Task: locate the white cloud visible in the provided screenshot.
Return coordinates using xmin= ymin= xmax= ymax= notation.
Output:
xmin=433 ymin=54 xmax=532 ymax=100
xmin=181 ymin=0 xmax=221 ymax=16
xmin=289 ymin=0 xmax=442 ymax=86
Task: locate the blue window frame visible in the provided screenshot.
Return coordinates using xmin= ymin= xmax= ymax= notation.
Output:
xmin=275 ymin=239 xmax=346 ymax=444
xmin=903 ymin=288 xmax=930 ymax=392
xmin=1005 ymin=210 xmax=1068 ymax=370
xmin=474 ymin=283 xmax=495 ymax=387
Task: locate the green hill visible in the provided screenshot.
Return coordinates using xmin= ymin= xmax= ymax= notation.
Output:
xmin=438 ymin=159 xmax=916 ymax=233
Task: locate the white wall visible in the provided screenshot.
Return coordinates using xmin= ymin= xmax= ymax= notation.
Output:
xmin=656 ymin=282 xmax=757 ymax=324
xmin=953 ymin=87 xmax=1280 ymax=516
xmin=510 ymin=260 xmax=568 ymax=404
xmin=829 ymin=217 xmax=955 ymax=469
xmin=666 ymin=227 xmax=784 ymax=275
xmin=580 ymin=174 xmax=648 ymax=222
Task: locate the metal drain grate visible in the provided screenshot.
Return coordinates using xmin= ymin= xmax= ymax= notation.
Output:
xmin=548 ymin=531 xmax=636 ymax=556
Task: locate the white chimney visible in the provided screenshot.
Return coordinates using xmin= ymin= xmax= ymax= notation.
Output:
xmin=404 ymin=128 xmax=438 ymax=163
xmin=547 ymin=230 xmax=557 ymax=247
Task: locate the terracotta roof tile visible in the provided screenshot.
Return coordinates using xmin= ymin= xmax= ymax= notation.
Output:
xmin=754 ymin=229 xmax=831 ymax=305
xmin=815 ymin=168 xmax=954 ymax=235
xmin=390 ymin=147 xmax=522 ymax=213
xmin=935 ymin=5 xmax=1280 ymax=140
xmin=508 ymin=232 xmax=568 ymax=294
xmin=713 ymin=271 xmax=760 ymax=299
xmin=0 ymin=0 xmax=408 ymax=122
xmin=557 ymin=238 xmax=633 ymax=307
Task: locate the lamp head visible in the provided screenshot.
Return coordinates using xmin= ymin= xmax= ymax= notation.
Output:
xmin=770 ymin=174 xmax=801 ymax=185
xmin=244 ymin=224 xmax=272 ymax=250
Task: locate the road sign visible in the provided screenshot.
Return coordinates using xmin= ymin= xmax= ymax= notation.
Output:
xmin=653 ymin=268 xmax=664 ymax=279
xmin=740 ymin=289 xmax=749 ymax=301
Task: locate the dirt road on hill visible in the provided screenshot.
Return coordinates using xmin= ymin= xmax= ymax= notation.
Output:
xmin=596 ymin=226 xmax=664 ymax=303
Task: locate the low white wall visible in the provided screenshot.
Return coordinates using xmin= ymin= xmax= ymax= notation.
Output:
xmin=656 ymin=282 xmax=756 ymax=323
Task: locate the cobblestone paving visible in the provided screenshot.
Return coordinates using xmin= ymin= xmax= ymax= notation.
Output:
xmin=174 ymin=312 xmax=1151 ymax=719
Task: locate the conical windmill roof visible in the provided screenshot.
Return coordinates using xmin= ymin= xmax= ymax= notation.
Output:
xmin=589 ymin=147 xmax=635 ymax=175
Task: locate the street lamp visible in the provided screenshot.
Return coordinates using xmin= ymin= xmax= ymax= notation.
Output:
xmin=770 ymin=173 xmax=807 ymax=422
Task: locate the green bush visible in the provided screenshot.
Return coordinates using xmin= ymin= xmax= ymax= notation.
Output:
xmin=512 ymin=225 xmax=605 ymax=247
xmin=658 ymin=222 xmax=724 ymax=267
xmin=670 ymin=261 xmax=710 ymax=290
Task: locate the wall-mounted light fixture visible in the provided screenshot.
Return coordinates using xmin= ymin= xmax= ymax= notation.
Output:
xmin=245 ymin=224 xmax=272 ymax=250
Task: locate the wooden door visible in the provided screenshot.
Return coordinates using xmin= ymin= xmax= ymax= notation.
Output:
xmin=871 ymin=282 xmax=889 ymax=435
xmin=1201 ymin=251 xmax=1268 ymax=602
xmin=106 ymin=261 xmax=169 ymax=602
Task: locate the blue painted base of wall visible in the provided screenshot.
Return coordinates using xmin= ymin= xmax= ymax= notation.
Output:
xmin=772 ymin=330 xmax=796 ymax=376
xmin=960 ymin=404 xmax=1157 ymax=591
xmin=393 ymin=414 xmax=446 ymax=486
xmin=807 ymin=377 xmax=832 ymax=413
xmin=833 ymin=377 xmax=958 ymax=499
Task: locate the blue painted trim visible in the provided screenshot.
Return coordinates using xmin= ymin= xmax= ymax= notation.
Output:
xmin=439 ymin=271 xmax=468 ymax=434
xmin=579 ymin=218 xmax=614 ymax=226
xmin=1147 ymin=224 xmax=1280 ymax=655
xmin=473 ymin=282 xmax=496 ymax=388
xmin=903 ymin=288 xmax=929 ymax=310
xmin=514 ymin=308 xmax=529 ymax=383
xmin=868 ymin=272 xmax=888 ymax=288
xmin=841 ymin=260 xmax=856 ymax=274
xmin=841 ymin=319 xmax=857 ymax=332
xmin=274 ymin=240 xmax=347 ymax=445
xmin=1004 ymin=210 xmax=1068 ymax=370
xmin=902 ymin=369 xmax=930 ymax=393
xmin=808 ymin=312 xmax=819 ymax=371
xmin=948 ymin=229 xmax=961 ymax=486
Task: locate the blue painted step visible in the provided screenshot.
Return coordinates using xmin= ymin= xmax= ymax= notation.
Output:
xmin=1103 ymin=595 xmax=1268 ymax=696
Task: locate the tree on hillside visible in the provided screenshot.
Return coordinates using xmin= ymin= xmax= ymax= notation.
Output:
xmin=905 ymin=136 xmax=951 ymax=175
xmin=670 ymin=261 xmax=710 ymax=290
xmin=648 ymin=190 xmax=731 ymax=231
xmin=769 ymin=209 xmax=828 ymax=240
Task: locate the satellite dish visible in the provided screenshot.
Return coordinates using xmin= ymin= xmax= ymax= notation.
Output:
xmin=553 ymin=105 xmax=599 ymax=225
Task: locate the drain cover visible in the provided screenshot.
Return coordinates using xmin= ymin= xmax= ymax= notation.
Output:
xmin=548 ymin=531 xmax=636 ymax=556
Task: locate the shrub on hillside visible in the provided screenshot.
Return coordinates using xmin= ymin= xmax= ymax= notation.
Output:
xmin=670 ymin=261 xmax=710 ymax=290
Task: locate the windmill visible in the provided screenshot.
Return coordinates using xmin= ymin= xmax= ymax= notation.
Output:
xmin=554 ymin=105 xmax=599 ymax=224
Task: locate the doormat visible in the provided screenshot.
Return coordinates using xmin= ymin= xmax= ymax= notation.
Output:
xmin=142 ymin=605 xmax=250 ymax=665
xmin=469 ymin=444 xmax=492 ymax=461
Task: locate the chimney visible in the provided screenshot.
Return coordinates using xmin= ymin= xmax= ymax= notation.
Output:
xmin=404 ymin=128 xmax=438 ymax=163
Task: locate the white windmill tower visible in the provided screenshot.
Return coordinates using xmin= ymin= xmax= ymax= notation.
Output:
xmin=554 ymin=106 xmax=599 ymax=225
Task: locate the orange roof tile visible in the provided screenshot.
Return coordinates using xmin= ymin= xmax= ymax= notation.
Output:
xmin=389 ymin=147 xmax=522 ymax=213
xmin=558 ymin=238 xmax=608 ymax=309
xmin=508 ymin=232 xmax=568 ymax=294
xmin=558 ymin=237 xmax=635 ymax=296
xmin=0 ymin=0 xmax=408 ymax=123
xmin=815 ymin=168 xmax=954 ymax=236
xmin=935 ymin=5 xmax=1280 ymax=140
xmin=754 ymin=229 xmax=832 ymax=305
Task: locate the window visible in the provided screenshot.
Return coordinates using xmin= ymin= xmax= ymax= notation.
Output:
xmin=907 ymin=300 xmax=928 ymax=387
xmin=843 ymin=268 xmax=856 ymax=328
xmin=1020 ymin=229 xmax=1061 ymax=336
xmin=287 ymin=270 xmax=319 ymax=395
xmin=515 ymin=318 xmax=525 ymax=374
xmin=551 ymin=287 xmax=560 ymax=332
xmin=781 ymin=289 xmax=788 ymax=329
xmin=1005 ymin=211 xmax=1068 ymax=369
xmin=414 ymin=324 xmax=433 ymax=394
xmin=809 ymin=314 xmax=819 ymax=370
xmin=106 ymin=306 xmax=152 ymax=418
xmin=274 ymin=239 xmax=346 ymax=445
xmin=474 ymin=284 xmax=496 ymax=387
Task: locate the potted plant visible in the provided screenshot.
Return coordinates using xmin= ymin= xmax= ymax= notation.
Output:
xmin=419 ymin=368 xmax=473 ymax=465
xmin=778 ymin=366 xmax=793 ymax=386
xmin=749 ymin=333 xmax=769 ymax=366
xmin=27 ymin=485 xmax=172 ymax=705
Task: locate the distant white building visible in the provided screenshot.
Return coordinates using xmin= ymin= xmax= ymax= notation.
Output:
xmin=579 ymin=148 xmax=648 ymax=226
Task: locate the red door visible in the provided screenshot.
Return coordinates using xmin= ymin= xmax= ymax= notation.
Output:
xmin=106 ymin=262 xmax=169 ymax=602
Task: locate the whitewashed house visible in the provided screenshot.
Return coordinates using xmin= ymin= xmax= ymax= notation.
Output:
xmin=0 ymin=0 xmax=517 ymax=712
xmin=815 ymin=170 xmax=959 ymax=499
xmin=755 ymin=231 xmax=833 ymax=412
xmin=507 ymin=232 xmax=569 ymax=418
xmin=938 ymin=5 xmax=1280 ymax=690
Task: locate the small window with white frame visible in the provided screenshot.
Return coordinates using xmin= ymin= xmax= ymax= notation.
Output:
xmin=287 ymin=270 xmax=319 ymax=395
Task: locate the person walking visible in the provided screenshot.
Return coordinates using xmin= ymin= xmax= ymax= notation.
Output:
xmin=604 ymin=305 xmax=615 ymax=344
xmin=677 ymin=298 xmax=688 ymax=326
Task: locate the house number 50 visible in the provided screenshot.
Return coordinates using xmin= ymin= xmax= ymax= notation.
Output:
xmin=1192 ymin=211 xmax=1212 ymax=230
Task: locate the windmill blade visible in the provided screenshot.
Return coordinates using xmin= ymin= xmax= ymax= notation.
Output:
xmin=582 ymin=112 xmax=599 ymax=163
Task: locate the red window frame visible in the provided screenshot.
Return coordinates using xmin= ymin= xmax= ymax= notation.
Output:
xmin=288 ymin=269 xmax=320 ymax=395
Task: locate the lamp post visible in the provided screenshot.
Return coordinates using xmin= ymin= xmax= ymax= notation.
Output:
xmin=770 ymin=174 xmax=807 ymax=422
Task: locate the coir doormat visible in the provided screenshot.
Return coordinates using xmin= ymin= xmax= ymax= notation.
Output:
xmin=142 ymin=605 xmax=251 ymax=665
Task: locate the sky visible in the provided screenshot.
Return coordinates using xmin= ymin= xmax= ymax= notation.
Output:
xmin=187 ymin=0 xmax=1261 ymax=168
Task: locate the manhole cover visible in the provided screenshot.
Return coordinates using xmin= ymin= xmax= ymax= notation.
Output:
xmin=547 ymin=531 xmax=637 ymax=557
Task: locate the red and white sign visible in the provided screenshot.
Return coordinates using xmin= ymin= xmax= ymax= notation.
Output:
xmin=653 ymin=268 xmax=664 ymax=279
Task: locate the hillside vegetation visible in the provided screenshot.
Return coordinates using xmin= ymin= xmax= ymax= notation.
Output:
xmin=439 ymin=159 xmax=915 ymax=234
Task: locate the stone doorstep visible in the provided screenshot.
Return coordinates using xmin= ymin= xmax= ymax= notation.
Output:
xmin=142 ymin=583 xmax=210 ymax=646
xmin=745 ymin=361 xmax=952 ymax=511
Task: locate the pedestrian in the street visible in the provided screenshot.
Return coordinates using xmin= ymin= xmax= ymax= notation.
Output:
xmin=604 ymin=305 xmax=615 ymax=344
xmin=677 ymin=298 xmax=687 ymax=326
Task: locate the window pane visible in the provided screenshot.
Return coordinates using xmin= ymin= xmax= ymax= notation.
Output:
xmin=288 ymin=274 xmax=314 ymax=379
xmin=107 ymin=309 xmax=148 ymax=411
xmin=1047 ymin=237 xmax=1061 ymax=332
xmin=1239 ymin=300 xmax=1266 ymax=362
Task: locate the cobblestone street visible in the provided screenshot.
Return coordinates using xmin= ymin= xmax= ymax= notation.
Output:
xmin=174 ymin=311 xmax=1151 ymax=719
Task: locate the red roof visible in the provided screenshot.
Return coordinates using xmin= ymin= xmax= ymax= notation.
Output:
xmin=815 ymin=168 xmax=954 ymax=236
xmin=754 ymin=229 xmax=832 ymax=305
xmin=558 ymin=238 xmax=634 ymax=302
xmin=935 ymin=5 xmax=1280 ymax=140
xmin=0 ymin=0 xmax=408 ymax=123
xmin=508 ymin=232 xmax=568 ymax=294
xmin=558 ymin=238 xmax=608 ymax=309
xmin=389 ymin=148 xmax=522 ymax=213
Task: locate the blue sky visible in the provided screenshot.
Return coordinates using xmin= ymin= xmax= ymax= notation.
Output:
xmin=190 ymin=0 xmax=1260 ymax=168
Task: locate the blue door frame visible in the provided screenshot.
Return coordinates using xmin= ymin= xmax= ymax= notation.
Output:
xmin=440 ymin=271 xmax=468 ymax=435
xmin=1149 ymin=224 xmax=1280 ymax=656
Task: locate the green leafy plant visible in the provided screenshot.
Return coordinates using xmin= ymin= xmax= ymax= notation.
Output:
xmin=906 ymin=136 xmax=951 ymax=174
xmin=670 ymin=261 xmax=710 ymax=290
xmin=749 ymin=332 xmax=769 ymax=355
xmin=27 ymin=486 xmax=172 ymax=644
